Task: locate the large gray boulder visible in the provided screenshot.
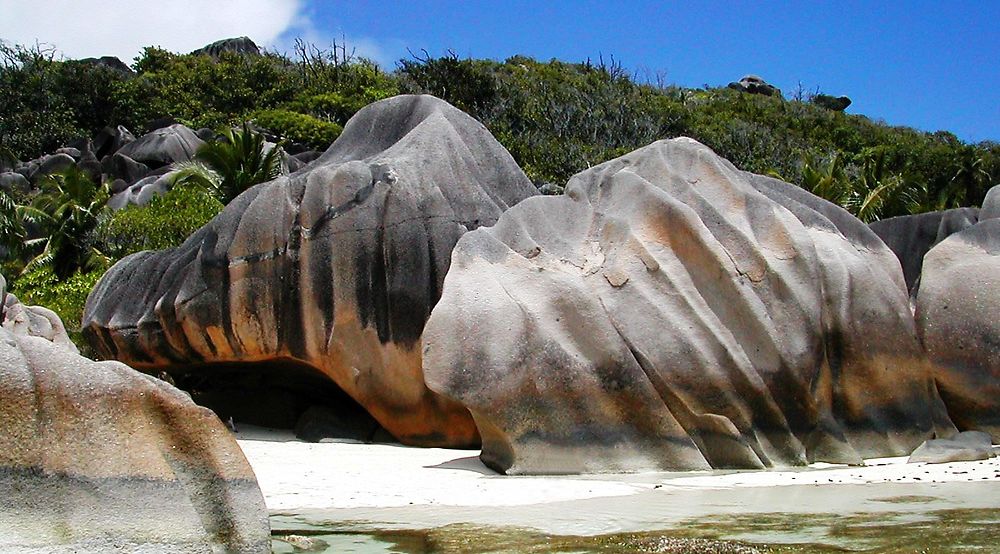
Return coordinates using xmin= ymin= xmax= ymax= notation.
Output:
xmin=102 ymin=152 xmax=150 ymax=185
xmin=32 ymin=153 xmax=76 ymax=182
xmin=116 ymin=124 xmax=205 ymax=168
xmin=93 ymin=124 xmax=136 ymax=158
xmin=0 ymin=172 xmax=29 ymax=193
xmin=424 ymin=138 xmax=952 ymax=474
xmin=915 ymin=216 xmax=1000 ymax=439
xmin=83 ymin=95 xmax=538 ymax=448
xmin=107 ymin=171 xmax=174 ymax=211
xmin=869 ymin=208 xmax=980 ymax=294
xmin=0 ymin=328 xmax=270 ymax=553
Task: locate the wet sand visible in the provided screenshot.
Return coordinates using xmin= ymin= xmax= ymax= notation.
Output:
xmin=237 ymin=426 xmax=1000 ymax=537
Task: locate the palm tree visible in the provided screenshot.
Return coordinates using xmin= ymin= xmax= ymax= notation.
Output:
xmin=182 ymin=123 xmax=283 ymax=204
xmin=800 ymin=151 xmax=925 ymax=222
xmin=0 ymin=187 xmax=25 ymax=261
xmin=801 ymin=153 xmax=849 ymax=207
xmin=936 ymin=146 xmax=992 ymax=209
xmin=22 ymin=166 xmax=111 ymax=279
xmin=846 ymin=153 xmax=925 ymax=222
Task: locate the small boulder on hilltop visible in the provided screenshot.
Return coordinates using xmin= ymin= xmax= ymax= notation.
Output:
xmin=728 ymin=74 xmax=781 ymax=97
xmin=812 ymin=94 xmax=852 ymax=111
xmin=191 ymin=37 xmax=261 ymax=58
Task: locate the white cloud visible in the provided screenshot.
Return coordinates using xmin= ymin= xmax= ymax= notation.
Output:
xmin=0 ymin=0 xmax=302 ymax=64
xmin=268 ymin=7 xmax=405 ymax=70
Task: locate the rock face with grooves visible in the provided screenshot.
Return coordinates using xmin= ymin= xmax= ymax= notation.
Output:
xmin=915 ymin=198 xmax=1000 ymax=440
xmin=83 ymin=95 xmax=537 ymax=447
xmin=0 ymin=328 xmax=269 ymax=553
xmin=424 ymin=138 xmax=953 ymax=474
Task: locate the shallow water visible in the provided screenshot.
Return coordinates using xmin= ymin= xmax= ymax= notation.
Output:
xmin=271 ymin=506 xmax=1000 ymax=553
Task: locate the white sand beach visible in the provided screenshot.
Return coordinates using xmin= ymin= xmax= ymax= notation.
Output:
xmin=238 ymin=426 xmax=1000 ymax=537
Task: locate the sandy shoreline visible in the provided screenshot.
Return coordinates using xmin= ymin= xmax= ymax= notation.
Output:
xmin=237 ymin=426 xmax=1000 ymax=536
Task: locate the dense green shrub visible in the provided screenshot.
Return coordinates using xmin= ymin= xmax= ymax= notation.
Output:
xmin=1 ymin=39 xmax=996 ymax=216
xmin=95 ymin=183 xmax=223 ymax=258
xmin=22 ymin=166 xmax=111 ymax=279
xmin=253 ymin=109 xmax=342 ymax=149
xmin=0 ymin=43 xmax=86 ymax=160
xmin=8 ymin=265 xmax=103 ymax=335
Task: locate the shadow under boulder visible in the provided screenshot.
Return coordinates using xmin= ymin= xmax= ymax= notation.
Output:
xmin=165 ymin=359 xmax=394 ymax=444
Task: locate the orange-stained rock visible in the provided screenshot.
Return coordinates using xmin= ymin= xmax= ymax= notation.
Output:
xmin=424 ymin=138 xmax=955 ymax=474
xmin=0 ymin=328 xmax=269 ymax=553
xmin=82 ymin=95 xmax=538 ymax=447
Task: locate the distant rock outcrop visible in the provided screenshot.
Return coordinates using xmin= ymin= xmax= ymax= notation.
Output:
xmin=811 ymin=94 xmax=852 ymax=111
xmin=191 ymin=37 xmax=261 ymax=58
xmin=727 ymin=75 xmax=781 ymax=97
xmin=76 ymin=55 xmax=135 ymax=75
xmin=83 ymin=95 xmax=538 ymax=447
xmin=424 ymin=138 xmax=952 ymax=474
xmin=0 ymin=328 xmax=270 ymax=553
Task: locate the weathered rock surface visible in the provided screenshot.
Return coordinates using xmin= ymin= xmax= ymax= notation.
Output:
xmin=33 ymin=153 xmax=76 ymax=181
xmin=869 ymin=208 xmax=980 ymax=293
xmin=2 ymin=293 xmax=78 ymax=354
xmin=107 ymin=170 xmax=174 ymax=211
xmin=76 ymin=55 xmax=134 ymax=75
xmin=83 ymin=94 xmax=537 ymax=447
xmin=915 ymin=215 xmax=1000 ymax=440
xmin=0 ymin=328 xmax=269 ymax=553
xmin=116 ymin=123 xmax=204 ymax=168
xmin=424 ymin=138 xmax=952 ymax=474
xmin=908 ymin=431 xmax=996 ymax=464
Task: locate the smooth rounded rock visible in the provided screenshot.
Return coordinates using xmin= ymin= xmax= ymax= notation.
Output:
xmin=908 ymin=431 xmax=996 ymax=464
xmin=83 ymin=95 xmax=538 ymax=447
xmin=424 ymin=138 xmax=952 ymax=474
xmin=981 ymin=184 xmax=1000 ymax=220
xmin=0 ymin=328 xmax=270 ymax=553
xmin=116 ymin=124 xmax=205 ymax=168
xmin=869 ymin=208 xmax=980 ymax=294
xmin=916 ymin=218 xmax=1000 ymax=439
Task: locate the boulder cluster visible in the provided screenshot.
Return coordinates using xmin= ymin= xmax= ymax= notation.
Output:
xmin=81 ymin=94 xmax=999 ymax=474
xmin=3 ymin=91 xmax=998 ymax=549
xmin=1 ymin=121 xmax=322 ymax=213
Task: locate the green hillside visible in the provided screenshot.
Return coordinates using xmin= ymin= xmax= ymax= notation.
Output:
xmin=3 ymin=41 xmax=996 ymax=216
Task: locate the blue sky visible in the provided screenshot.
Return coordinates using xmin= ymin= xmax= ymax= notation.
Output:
xmin=297 ymin=1 xmax=998 ymax=143
xmin=3 ymin=1 xmax=997 ymax=142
